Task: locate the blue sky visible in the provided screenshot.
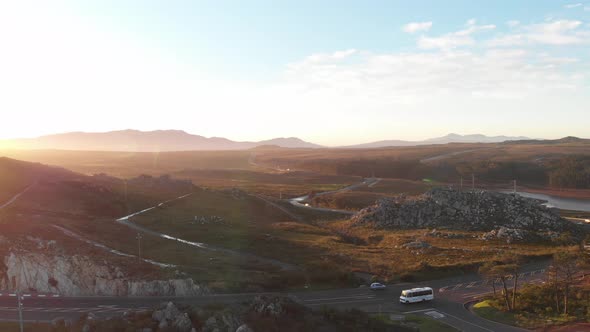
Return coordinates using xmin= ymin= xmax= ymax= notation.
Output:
xmin=69 ymin=0 xmax=583 ymax=77
xmin=0 ymin=1 xmax=589 ymax=145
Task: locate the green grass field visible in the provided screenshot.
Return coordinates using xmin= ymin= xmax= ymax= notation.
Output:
xmin=472 ymin=300 xmax=517 ymax=326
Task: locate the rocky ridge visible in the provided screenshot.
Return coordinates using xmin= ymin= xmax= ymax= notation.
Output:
xmin=0 ymin=251 xmax=209 ymax=296
xmin=351 ymin=188 xmax=576 ymax=241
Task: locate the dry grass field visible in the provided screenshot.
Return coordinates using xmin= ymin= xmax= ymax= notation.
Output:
xmin=1 ymin=142 xmax=589 ymax=291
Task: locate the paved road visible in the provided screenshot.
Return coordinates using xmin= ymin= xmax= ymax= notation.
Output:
xmin=0 ymin=179 xmax=544 ymax=330
xmin=288 ymin=178 xmax=381 ymax=214
xmin=0 ymin=265 xmax=547 ymax=330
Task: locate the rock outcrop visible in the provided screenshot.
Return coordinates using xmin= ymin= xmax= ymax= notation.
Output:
xmin=0 ymin=252 xmax=209 ymax=296
xmin=351 ymin=188 xmax=576 ymax=241
xmin=152 ymin=302 xmax=196 ymax=332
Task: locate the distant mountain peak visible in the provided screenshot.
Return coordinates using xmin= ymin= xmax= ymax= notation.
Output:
xmin=1 ymin=130 xmax=322 ymax=152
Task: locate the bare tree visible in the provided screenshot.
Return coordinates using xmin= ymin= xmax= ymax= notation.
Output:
xmin=547 ymin=265 xmax=561 ymax=313
xmin=552 ymin=252 xmax=583 ymax=315
xmin=504 ymin=256 xmax=524 ymax=311
xmin=479 ymin=261 xmax=499 ymax=296
xmin=490 ymin=264 xmax=516 ymax=311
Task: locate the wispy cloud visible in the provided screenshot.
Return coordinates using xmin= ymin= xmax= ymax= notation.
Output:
xmin=564 ymin=3 xmax=583 ymax=8
xmin=402 ymin=21 xmax=433 ymax=33
xmin=418 ymin=19 xmax=495 ymax=49
xmin=285 ymin=47 xmax=582 ymax=104
xmin=488 ymin=20 xmax=588 ymax=46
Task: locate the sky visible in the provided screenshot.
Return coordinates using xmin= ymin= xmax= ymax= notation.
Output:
xmin=0 ymin=0 xmax=589 ymax=146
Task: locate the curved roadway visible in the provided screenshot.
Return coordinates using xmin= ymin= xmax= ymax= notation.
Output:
xmin=0 ymin=179 xmax=547 ymax=331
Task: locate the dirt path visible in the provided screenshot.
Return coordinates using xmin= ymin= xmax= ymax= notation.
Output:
xmin=0 ymin=184 xmax=35 ymax=209
xmin=420 ymin=148 xmax=493 ymax=163
xmin=52 ymin=225 xmax=175 ymax=268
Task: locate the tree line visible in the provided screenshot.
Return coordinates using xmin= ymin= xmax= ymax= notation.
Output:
xmin=479 ymin=251 xmax=589 ymax=319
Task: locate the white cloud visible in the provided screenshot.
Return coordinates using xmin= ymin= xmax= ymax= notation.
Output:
xmin=417 ymin=20 xmax=495 ymax=49
xmin=564 ymin=3 xmax=582 ymax=8
xmin=488 ymin=20 xmax=589 ymax=46
xmin=402 ymin=21 xmax=433 ymax=33
xmin=284 ymin=47 xmax=583 ymax=105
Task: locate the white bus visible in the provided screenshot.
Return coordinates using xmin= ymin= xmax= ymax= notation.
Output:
xmin=399 ymin=287 xmax=434 ymax=304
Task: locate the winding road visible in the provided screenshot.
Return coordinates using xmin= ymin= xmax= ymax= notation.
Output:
xmin=0 ymin=263 xmax=548 ymax=331
xmin=0 ymin=179 xmax=555 ymax=330
xmin=288 ymin=178 xmax=381 ymax=215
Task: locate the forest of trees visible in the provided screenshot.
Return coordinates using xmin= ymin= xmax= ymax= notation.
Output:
xmin=548 ymin=156 xmax=590 ymax=189
xmin=273 ymin=154 xmax=590 ymax=189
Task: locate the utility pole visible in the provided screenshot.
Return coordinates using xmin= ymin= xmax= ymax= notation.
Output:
xmin=136 ymin=233 xmax=142 ymax=260
xmin=124 ymin=179 xmax=129 ymax=214
xmin=460 ymin=177 xmax=463 ymax=190
xmin=472 ymin=173 xmax=475 ymax=191
xmin=17 ymin=290 xmax=23 ymax=332
xmin=513 ymin=180 xmax=517 ymax=194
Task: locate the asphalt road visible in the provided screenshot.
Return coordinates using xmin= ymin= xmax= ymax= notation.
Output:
xmin=0 ymin=263 xmax=547 ymax=331
xmin=288 ymin=178 xmax=381 ymax=214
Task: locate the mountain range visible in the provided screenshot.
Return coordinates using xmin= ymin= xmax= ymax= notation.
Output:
xmin=1 ymin=130 xmax=322 ymax=151
xmin=343 ymin=133 xmax=531 ymax=149
xmin=1 ymin=130 xmax=533 ymax=152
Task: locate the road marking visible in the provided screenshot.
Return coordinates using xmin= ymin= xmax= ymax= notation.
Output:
xmin=308 ymin=298 xmax=381 ymax=306
xmin=38 ymin=295 xmax=46 ymax=297
xmin=451 ymin=283 xmax=463 ymax=290
xmin=23 ymin=294 xmax=31 ymax=297
xmin=8 ymin=294 xmax=15 ymax=297
xmin=425 ymin=311 xmax=445 ymax=319
xmin=518 ymin=273 xmax=525 ymax=278
xmin=402 ymin=308 xmax=436 ymax=314
xmin=466 ymin=281 xmax=478 ymax=288
xmin=439 ymin=286 xmax=450 ymax=293
xmin=437 ymin=310 xmax=495 ymax=332
xmin=303 ymin=295 xmax=374 ymax=302
xmin=51 ymin=295 xmax=60 ymax=297
xmin=461 ymin=291 xmax=490 ymax=299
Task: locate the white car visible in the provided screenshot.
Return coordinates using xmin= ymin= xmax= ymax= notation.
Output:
xmin=370 ymin=282 xmax=386 ymax=290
